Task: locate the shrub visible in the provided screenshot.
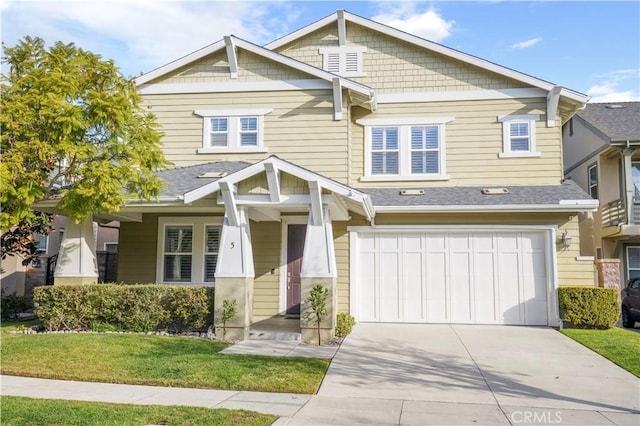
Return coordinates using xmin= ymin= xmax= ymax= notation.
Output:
xmin=558 ymin=287 xmax=619 ymax=329
xmin=0 ymin=291 xmax=33 ymax=320
xmin=34 ymin=284 xmax=214 ymax=332
xmin=335 ymin=312 xmax=355 ymax=338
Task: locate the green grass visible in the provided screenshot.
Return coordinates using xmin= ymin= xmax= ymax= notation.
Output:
xmin=1 ymin=322 xmax=329 ymax=394
xmin=0 ymin=396 xmax=276 ymax=426
xmin=561 ymin=327 xmax=640 ymax=377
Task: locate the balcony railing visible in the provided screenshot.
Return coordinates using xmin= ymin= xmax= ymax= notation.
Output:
xmin=602 ymin=197 xmax=640 ymax=227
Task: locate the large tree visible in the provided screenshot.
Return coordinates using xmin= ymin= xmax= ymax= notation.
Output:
xmin=1 ymin=36 xmax=169 ymax=264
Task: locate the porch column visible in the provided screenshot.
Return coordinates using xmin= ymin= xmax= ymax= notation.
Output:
xmin=300 ymin=206 xmax=337 ymax=344
xmin=54 ymin=217 xmax=98 ymax=285
xmin=214 ymin=207 xmax=254 ymax=341
xmin=622 ymin=150 xmax=635 ymax=224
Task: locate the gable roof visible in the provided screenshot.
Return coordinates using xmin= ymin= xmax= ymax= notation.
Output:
xmin=574 ymin=102 xmax=640 ymax=142
xmin=134 ymin=35 xmax=374 ymax=101
xmin=265 ymin=9 xmax=588 ymax=105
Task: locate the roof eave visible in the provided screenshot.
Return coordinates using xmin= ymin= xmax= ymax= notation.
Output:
xmin=374 ymin=201 xmax=598 ymax=214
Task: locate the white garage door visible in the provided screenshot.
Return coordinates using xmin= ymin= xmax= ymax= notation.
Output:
xmin=356 ymin=231 xmax=549 ymax=325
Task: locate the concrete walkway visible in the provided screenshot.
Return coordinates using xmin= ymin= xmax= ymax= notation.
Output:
xmin=220 ymin=340 xmax=339 ymax=358
xmin=3 ymin=324 xmax=640 ymax=425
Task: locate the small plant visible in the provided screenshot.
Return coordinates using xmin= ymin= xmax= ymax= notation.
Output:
xmin=219 ymin=299 xmax=237 ymax=341
xmin=306 ymin=284 xmax=329 ymax=345
xmin=335 ymin=312 xmax=355 ymax=337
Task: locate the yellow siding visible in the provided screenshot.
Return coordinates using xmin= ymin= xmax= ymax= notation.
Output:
xmin=118 ymin=215 xmax=158 ymax=283
xmin=143 ymin=90 xmax=350 ymax=182
xmin=251 ymin=221 xmax=281 ymax=316
xmin=276 ymin=22 xmax=528 ymax=92
xmin=152 ymin=50 xmax=312 ymax=84
xmin=350 ymin=99 xmax=563 ymax=187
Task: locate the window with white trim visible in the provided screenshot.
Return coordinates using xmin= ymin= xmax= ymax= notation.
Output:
xmin=358 ymin=117 xmax=452 ymax=181
xmin=319 ymin=46 xmax=366 ymax=77
xmin=194 ymin=109 xmax=272 ymax=153
xmin=627 ymin=246 xmax=640 ymax=280
xmin=588 ymin=163 xmax=598 ymax=199
xmin=498 ymin=114 xmax=540 ymax=158
xmin=158 ymin=218 xmax=222 ymax=285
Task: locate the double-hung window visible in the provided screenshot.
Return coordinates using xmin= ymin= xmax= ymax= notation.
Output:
xmin=358 ymin=117 xmax=452 ymax=181
xmin=158 ymin=218 xmax=222 ymax=285
xmin=588 ymin=163 xmax=598 ymax=199
xmin=194 ymin=109 xmax=272 ymax=153
xmin=498 ymin=114 xmax=541 ymax=158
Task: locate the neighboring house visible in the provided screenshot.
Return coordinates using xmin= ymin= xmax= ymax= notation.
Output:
xmin=37 ymin=10 xmax=598 ymax=341
xmin=563 ymin=102 xmax=640 ymax=281
xmin=0 ymin=216 xmax=119 ymax=297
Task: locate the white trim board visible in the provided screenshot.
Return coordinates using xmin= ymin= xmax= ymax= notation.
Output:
xmin=138 ymin=80 xmax=332 ymax=95
xmin=377 ymin=88 xmax=547 ymax=104
xmin=373 ymin=203 xmax=598 ymax=213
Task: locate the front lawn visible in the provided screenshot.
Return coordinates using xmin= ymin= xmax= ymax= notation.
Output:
xmin=1 ymin=323 xmax=329 ymax=394
xmin=561 ymin=327 xmax=640 ymax=377
xmin=1 ymin=396 xmax=276 ymax=426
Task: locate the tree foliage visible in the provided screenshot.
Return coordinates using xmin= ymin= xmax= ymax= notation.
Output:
xmin=1 ymin=36 xmax=169 ymax=262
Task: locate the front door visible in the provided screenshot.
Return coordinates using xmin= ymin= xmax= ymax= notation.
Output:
xmin=287 ymin=224 xmax=306 ymax=316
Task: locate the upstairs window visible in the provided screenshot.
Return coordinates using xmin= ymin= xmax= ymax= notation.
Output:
xmin=358 ymin=117 xmax=453 ymax=181
xmin=588 ymin=163 xmax=598 ymax=199
xmin=34 ymin=234 xmax=47 ymax=254
xmin=498 ymin=114 xmax=541 ymax=158
xmin=319 ymin=47 xmax=366 ymax=77
xmin=194 ymin=109 xmax=272 ymax=153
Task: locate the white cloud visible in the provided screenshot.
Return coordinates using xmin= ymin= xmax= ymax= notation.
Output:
xmin=587 ymin=69 xmax=640 ymax=102
xmin=372 ymin=4 xmax=454 ymax=42
xmin=2 ymin=0 xmax=290 ymax=77
xmin=511 ymin=37 xmax=541 ymax=49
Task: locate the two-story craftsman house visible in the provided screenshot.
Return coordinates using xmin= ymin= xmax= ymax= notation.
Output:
xmin=45 ymin=10 xmax=597 ymax=341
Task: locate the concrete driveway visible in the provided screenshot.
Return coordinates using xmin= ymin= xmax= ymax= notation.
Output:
xmin=287 ymin=324 xmax=640 ymax=425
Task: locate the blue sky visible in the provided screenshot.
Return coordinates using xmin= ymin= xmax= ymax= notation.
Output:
xmin=2 ymin=1 xmax=639 ymax=102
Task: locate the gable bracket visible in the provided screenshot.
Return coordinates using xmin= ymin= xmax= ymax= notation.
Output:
xmin=332 ymin=77 xmax=343 ymax=121
xmin=546 ymin=86 xmax=562 ymax=127
xmin=264 ymin=161 xmax=282 ymax=203
xmin=308 ymin=180 xmax=324 ymax=226
xmin=219 ymin=181 xmax=239 ymax=226
xmin=337 ymin=10 xmax=346 ymax=46
xmin=224 ymin=36 xmax=239 ymax=79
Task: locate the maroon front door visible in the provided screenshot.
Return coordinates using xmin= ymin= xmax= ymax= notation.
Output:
xmin=286 ymin=224 xmax=306 ymax=315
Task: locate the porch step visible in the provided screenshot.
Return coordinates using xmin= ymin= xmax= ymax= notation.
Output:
xmin=245 ymin=330 xmax=301 ymax=341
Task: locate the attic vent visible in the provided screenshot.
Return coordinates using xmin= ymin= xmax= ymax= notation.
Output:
xmin=400 ymin=189 xmax=425 ymax=196
xmin=482 ymin=188 xmax=509 ymax=195
xmin=605 ymin=104 xmax=625 ymax=109
xmin=198 ymin=172 xmax=227 ymax=178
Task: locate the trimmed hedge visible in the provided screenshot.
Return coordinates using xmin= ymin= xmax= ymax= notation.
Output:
xmin=335 ymin=312 xmax=355 ymax=338
xmin=34 ymin=284 xmax=214 ymax=332
xmin=558 ymin=287 xmax=619 ymax=329
xmin=1 ymin=293 xmax=33 ymax=320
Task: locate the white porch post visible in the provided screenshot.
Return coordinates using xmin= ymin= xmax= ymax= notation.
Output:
xmin=300 ymin=206 xmax=337 ymax=344
xmin=54 ymin=217 xmax=98 ymax=285
xmin=214 ymin=206 xmax=254 ymax=341
xmin=622 ymin=149 xmax=636 ymax=224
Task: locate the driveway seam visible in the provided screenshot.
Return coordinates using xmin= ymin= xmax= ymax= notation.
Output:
xmin=449 ymin=324 xmax=514 ymax=425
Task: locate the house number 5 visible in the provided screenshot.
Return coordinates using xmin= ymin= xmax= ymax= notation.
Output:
xmin=230 ymin=242 xmax=235 ymax=249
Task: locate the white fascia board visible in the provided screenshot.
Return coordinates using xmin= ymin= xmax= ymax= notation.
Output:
xmin=232 ymin=37 xmax=373 ymax=99
xmin=137 ymin=79 xmax=331 ymax=95
xmin=194 ymin=108 xmax=273 ymax=117
xmin=135 ymin=40 xmax=225 ymax=86
xmin=264 ymin=10 xmax=588 ymax=104
xmin=348 ymin=224 xmax=557 ymax=232
xmin=374 ymin=203 xmax=599 ymax=213
xmin=377 ymin=88 xmax=546 ymax=104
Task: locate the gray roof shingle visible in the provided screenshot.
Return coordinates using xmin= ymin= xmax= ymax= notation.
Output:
xmin=157 ymin=161 xmax=251 ymax=197
xmin=576 ymin=102 xmax=640 ymax=142
xmin=364 ymin=180 xmax=592 ymax=207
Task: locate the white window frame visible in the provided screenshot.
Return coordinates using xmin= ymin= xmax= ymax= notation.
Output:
xmin=156 ymin=217 xmax=223 ymax=286
xmin=357 ymin=117 xmax=453 ymax=181
xmin=498 ymin=114 xmax=541 ymax=158
xmin=194 ymin=108 xmax=272 ymax=154
xmin=319 ymin=46 xmax=366 ymax=77
xmin=103 ymin=242 xmax=118 ymax=252
xmin=626 ymin=246 xmax=640 ymax=280
xmin=587 ymin=163 xmax=598 ymax=199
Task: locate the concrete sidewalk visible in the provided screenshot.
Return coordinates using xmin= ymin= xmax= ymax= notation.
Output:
xmin=0 ymin=375 xmax=310 ymax=417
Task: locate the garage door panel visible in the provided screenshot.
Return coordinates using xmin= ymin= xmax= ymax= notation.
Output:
xmin=357 ymin=230 xmax=549 ymax=326
xmin=427 ymin=252 xmax=448 ymax=322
